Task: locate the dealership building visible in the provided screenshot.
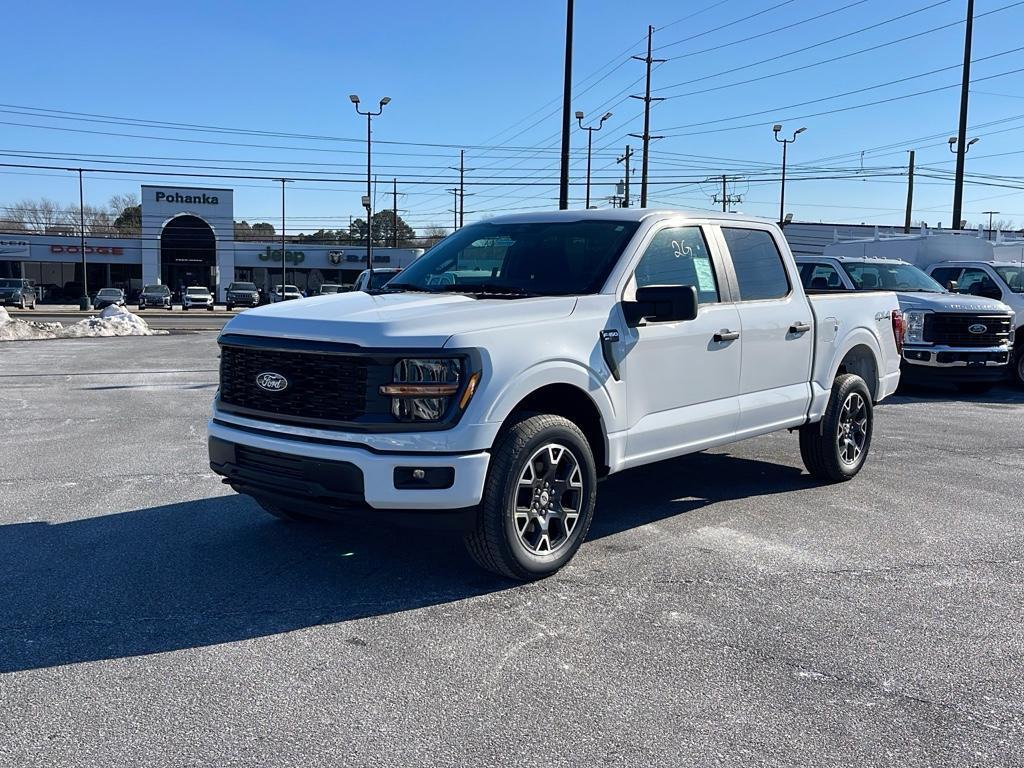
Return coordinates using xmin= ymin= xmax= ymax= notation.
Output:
xmin=0 ymin=184 xmax=424 ymax=301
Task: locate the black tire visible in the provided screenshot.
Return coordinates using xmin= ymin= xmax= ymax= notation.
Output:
xmin=1015 ymin=349 xmax=1024 ymax=388
xmin=207 ymin=305 xmax=214 ymax=312
xmin=464 ymin=413 xmax=597 ymax=580
xmin=955 ymin=382 xmax=995 ymax=395
xmin=226 ymin=304 xmax=233 ymax=312
xmin=799 ymin=373 xmax=874 ymax=483
xmin=137 ymin=306 xmax=144 ymax=311
xmin=252 ymin=496 xmax=320 ymax=523
xmin=18 ymin=297 xmax=25 ymax=310
xmin=183 ymin=305 xmax=189 ymax=311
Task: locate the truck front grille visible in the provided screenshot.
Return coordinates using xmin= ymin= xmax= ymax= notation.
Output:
xmin=218 ymin=339 xmax=392 ymax=427
xmin=923 ymin=313 xmax=1012 ymax=347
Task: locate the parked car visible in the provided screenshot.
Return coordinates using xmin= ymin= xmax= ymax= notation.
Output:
xmin=926 ymin=261 xmax=1023 ymax=385
xmin=270 ymin=284 xmax=303 ymax=303
xmin=0 ymin=278 xmax=37 ymax=309
xmin=138 ymin=284 xmax=172 ymax=310
xmin=317 ymin=284 xmax=345 ymax=295
xmin=797 ymin=256 xmax=1015 ymax=394
xmin=93 ymin=288 xmax=126 ymax=311
xmin=226 ymin=281 xmax=260 ymax=311
xmin=209 ymin=209 xmax=903 ymax=580
xmin=182 ymin=286 xmax=214 ymax=311
xmin=352 ymin=268 xmax=402 ymax=292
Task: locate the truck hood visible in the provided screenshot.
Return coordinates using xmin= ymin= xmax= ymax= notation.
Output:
xmin=895 ymin=292 xmax=1012 ymax=315
xmin=221 ymin=291 xmax=578 ymax=347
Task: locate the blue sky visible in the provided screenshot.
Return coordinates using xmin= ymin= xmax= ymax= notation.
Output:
xmin=2 ymin=0 xmax=1023 ymax=233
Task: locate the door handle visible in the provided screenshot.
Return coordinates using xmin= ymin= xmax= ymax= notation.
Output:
xmin=713 ymin=329 xmax=740 ymax=342
xmin=789 ymin=321 xmax=812 ymax=334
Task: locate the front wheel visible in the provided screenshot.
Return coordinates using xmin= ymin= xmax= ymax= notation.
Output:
xmin=1015 ymin=349 xmax=1024 ymax=388
xmin=226 ymin=304 xmax=233 ymax=312
xmin=799 ymin=373 xmax=874 ymax=483
xmin=464 ymin=413 xmax=597 ymax=580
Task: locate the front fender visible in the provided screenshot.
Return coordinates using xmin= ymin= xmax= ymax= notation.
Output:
xmin=482 ymin=358 xmax=618 ymax=429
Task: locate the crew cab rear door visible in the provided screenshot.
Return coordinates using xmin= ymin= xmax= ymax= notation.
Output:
xmin=715 ymin=224 xmax=814 ymax=434
xmin=621 ymin=222 xmax=742 ymax=464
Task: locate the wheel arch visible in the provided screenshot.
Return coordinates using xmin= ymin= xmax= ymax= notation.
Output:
xmin=493 ymin=381 xmax=610 ymax=477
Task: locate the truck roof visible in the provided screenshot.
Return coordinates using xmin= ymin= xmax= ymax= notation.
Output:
xmin=926 ymin=259 xmax=1024 ymax=268
xmin=796 ymin=254 xmax=913 ymax=266
xmin=482 ymin=208 xmax=777 ymax=225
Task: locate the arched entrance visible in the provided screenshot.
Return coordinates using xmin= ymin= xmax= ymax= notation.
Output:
xmin=159 ymin=215 xmax=216 ymax=297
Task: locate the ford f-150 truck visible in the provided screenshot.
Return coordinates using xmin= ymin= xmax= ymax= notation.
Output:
xmin=209 ymin=210 xmax=902 ymax=579
xmin=796 ymin=255 xmax=1014 ymax=394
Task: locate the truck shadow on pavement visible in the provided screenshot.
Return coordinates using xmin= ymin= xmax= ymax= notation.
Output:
xmin=0 ymin=452 xmax=811 ymax=673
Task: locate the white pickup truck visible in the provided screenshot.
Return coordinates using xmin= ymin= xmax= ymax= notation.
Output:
xmin=208 ymin=210 xmax=902 ymax=579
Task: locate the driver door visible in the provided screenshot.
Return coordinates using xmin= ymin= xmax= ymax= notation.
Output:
xmin=621 ymin=224 xmax=742 ymax=466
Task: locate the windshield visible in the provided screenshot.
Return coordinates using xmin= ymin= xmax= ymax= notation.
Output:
xmin=144 ymin=285 xmax=170 ymax=294
xmin=275 ymin=285 xmax=299 ymax=293
xmin=0 ymin=279 xmax=22 ymax=288
xmin=388 ymin=219 xmax=641 ymax=296
xmin=97 ymin=289 xmax=122 ymax=297
xmin=368 ymin=272 xmax=399 ymax=290
xmin=187 ymin=288 xmax=209 ymax=296
xmin=994 ymin=266 xmax=1024 ymax=293
xmin=228 ymin=282 xmax=256 ymax=291
xmin=320 ymin=284 xmax=342 ymax=293
xmin=842 ymin=262 xmax=944 ymax=293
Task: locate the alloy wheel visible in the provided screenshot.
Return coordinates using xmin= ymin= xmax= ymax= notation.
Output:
xmin=836 ymin=391 xmax=868 ymax=465
xmin=513 ymin=443 xmax=585 ymax=555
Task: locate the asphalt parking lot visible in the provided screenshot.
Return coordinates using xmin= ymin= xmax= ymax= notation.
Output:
xmin=1 ymin=334 xmax=1022 ymax=767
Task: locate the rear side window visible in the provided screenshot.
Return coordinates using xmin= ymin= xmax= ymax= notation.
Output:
xmin=798 ymin=262 xmax=842 ymax=290
xmin=633 ymin=226 xmax=719 ymax=304
xmin=722 ymin=227 xmax=790 ymax=301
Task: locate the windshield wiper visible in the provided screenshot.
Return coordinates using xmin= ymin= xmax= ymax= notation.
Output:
xmin=429 ymin=283 xmax=539 ymax=297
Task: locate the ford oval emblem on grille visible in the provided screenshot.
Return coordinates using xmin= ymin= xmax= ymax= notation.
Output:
xmin=255 ymin=372 xmax=289 ymax=392
xmin=968 ymin=323 xmax=988 ymax=334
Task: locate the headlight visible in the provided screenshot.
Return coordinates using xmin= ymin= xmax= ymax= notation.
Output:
xmin=902 ymin=310 xmax=929 ymax=344
xmin=380 ymin=358 xmax=467 ymax=422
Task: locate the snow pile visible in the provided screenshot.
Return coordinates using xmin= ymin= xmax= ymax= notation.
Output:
xmin=0 ymin=304 xmax=168 ymax=342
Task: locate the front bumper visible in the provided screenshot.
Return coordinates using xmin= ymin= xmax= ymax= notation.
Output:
xmin=902 ymin=345 xmax=1010 ymax=382
xmin=140 ymin=297 xmax=170 ymax=307
xmin=227 ymin=295 xmax=259 ymax=306
xmin=208 ymin=420 xmax=490 ymax=517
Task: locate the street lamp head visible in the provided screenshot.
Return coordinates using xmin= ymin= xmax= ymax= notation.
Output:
xmin=967 ymin=137 xmax=979 ymax=148
xmin=361 ymin=195 xmax=370 ymax=209
xmin=575 ymin=110 xmax=584 ymax=120
xmin=772 ymin=124 xmax=782 ymax=133
xmin=601 ymin=111 xmax=613 ymax=122
xmin=349 ymin=94 xmax=360 ymax=104
xmin=948 ymin=136 xmax=957 ymax=144
xmin=379 ymin=96 xmax=391 ymax=106
xmin=795 ymin=127 xmax=807 ymax=135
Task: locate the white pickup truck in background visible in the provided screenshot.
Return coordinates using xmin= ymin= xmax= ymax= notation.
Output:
xmin=796 ymin=255 xmax=1015 ymax=394
xmin=208 ymin=209 xmax=901 ymax=579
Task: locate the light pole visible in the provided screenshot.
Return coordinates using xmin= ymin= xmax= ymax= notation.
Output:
xmin=68 ymin=168 xmax=90 ymax=310
xmin=350 ymin=94 xmax=391 ymax=274
xmin=949 ymin=135 xmax=979 ymax=229
xmin=773 ymin=124 xmax=806 ymax=226
xmin=576 ymin=110 xmax=611 ymax=209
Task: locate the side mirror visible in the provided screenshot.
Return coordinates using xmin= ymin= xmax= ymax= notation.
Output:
xmin=625 ymin=284 xmax=698 ymax=326
xmin=945 ymin=280 xmax=959 ymax=293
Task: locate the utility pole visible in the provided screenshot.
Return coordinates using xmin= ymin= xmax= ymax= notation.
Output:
xmin=629 ymin=25 xmax=665 ymax=208
xmin=459 ymin=150 xmax=466 ymax=227
xmin=616 ymin=145 xmax=633 ymax=208
xmin=448 ymin=188 xmax=459 ymax=231
xmin=558 ymin=0 xmax=574 ymax=210
xmin=392 ymin=178 xmax=398 ymax=248
xmin=904 ymin=151 xmax=915 ymax=234
xmin=952 ymin=0 xmax=975 ymax=230
xmin=773 ymin=124 xmax=806 ymax=226
xmin=281 ymin=179 xmax=287 ymax=293
xmin=983 ymin=210 xmax=1000 ymax=239
xmin=712 ymin=175 xmax=742 ymax=212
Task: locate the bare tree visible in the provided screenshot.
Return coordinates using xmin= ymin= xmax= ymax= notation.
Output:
xmin=4 ymin=198 xmax=73 ymax=232
xmin=417 ymin=225 xmax=449 ymax=248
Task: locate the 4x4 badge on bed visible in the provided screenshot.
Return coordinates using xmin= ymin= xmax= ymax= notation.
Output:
xmin=255 ymin=372 xmax=289 ymax=392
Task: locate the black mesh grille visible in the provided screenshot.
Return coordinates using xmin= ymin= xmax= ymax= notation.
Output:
xmin=219 ymin=343 xmax=391 ymax=425
xmin=923 ymin=313 xmax=1012 ymax=347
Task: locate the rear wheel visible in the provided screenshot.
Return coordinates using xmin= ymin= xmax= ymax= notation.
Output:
xmin=1015 ymin=349 xmax=1024 ymax=388
xmin=799 ymin=373 xmax=873 ymax=482
xmin=464 ymin=413 xmax=597 ymax=580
